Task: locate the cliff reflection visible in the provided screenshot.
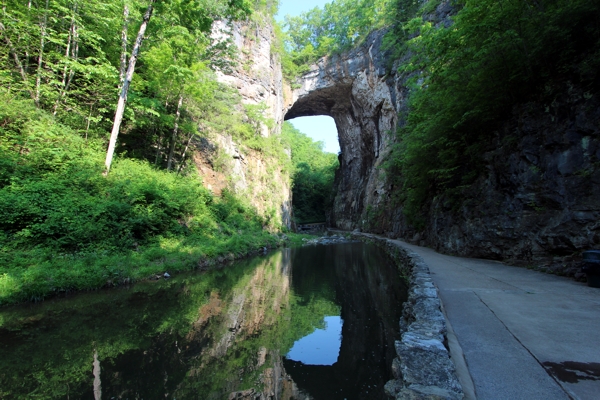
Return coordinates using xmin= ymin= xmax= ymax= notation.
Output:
xmin=0 ymin=243 xmax=406 ymax=400
xmin=284 ymin=243 xmax=407 ymax=399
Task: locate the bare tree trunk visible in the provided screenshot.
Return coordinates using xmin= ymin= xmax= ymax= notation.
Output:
xmin=105 ymin=0 xmax=155 ymax=174
xmin=154 ymin=130 xmax=163 ymax=165
xmin=53 ymin=7 xmax=75 ymax=115
xmin=119 ymin=4 xmax=129 ymax=86
xmin=167 ymin=94 xmax=183 ymax=171
xmin=63 ymin=22 xmax=79 ymax=95
xmin=25 ymin=2 xmax=32 ymax=73
xmin=35 ymin=0 xmax=49 ymax=107
xmin=92 ymin=350 xmax=102 ymax=400
xmin=85 ymin=101 xmax=96 ymax=141
xmin=177 ymin=131 xmax=196 ymax=174
xmin=154 ymin=98 xmax=171 ymax=166
xmin=0 ymin=22 xmax=36 ymax=100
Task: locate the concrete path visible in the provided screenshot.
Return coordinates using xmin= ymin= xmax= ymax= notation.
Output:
xmin=385 ymin=238 xmax=600 ymax=400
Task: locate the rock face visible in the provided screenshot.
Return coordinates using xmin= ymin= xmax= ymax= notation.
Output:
xmin=284 ymin=28 xmax=400 ymax=230
xmin=195 ymin=19 xmax=293 ymax=228
xmin=208 ymin=3 xmax=599 ymax=267
xmin=284 ymin=1 xmax=600 ymax=271
xmin=425 ymin=90 xmax=600 ymax=268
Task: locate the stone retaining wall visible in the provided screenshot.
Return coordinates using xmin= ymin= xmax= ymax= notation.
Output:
xmin=353 ymin=234 xmax=464 ymax=400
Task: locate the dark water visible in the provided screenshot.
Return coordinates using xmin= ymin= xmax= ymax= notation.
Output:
xmin=0 ymin=242 xmax=407 ymax=399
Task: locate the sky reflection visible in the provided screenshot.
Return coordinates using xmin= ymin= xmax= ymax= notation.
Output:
xmin=286 ymin=315 xmax=343 ymax=365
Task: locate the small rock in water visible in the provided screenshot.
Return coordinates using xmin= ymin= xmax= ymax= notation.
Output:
xmin=163 ymin=272 xmax=171 ymax=279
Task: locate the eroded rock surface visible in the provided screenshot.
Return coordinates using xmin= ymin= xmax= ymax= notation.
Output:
xmin=196 ymin=19 xmax=293 ymax=228
xmin=284 ymin=27 xmax=400 ymax=231
xmin=286 ymin=0 xmax=600 ymax=273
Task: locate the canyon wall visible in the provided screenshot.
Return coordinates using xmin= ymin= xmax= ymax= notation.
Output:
xmin=196 ymin=18 xmax=293 ymax=229
xmin=205 ymin=5 xmax=599 ymax=269
xmin=283 ymin=28 xmax=400 ymax=231
xmin=285 ymin=2 xmax=600 ymax=271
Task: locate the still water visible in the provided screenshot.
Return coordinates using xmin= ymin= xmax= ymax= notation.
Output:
xmin=0 ymin=242 xmax=407 ymax=399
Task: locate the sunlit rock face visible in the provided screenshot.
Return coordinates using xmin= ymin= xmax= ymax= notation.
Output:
xmin=196 ymin=19 xmax=293 ymax=229
xmin=284 ymin=29 xmax=400 ymax=230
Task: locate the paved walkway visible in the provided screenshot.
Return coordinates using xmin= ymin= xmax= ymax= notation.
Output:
xmin=384 ymin=238 xmax=600 ymax=400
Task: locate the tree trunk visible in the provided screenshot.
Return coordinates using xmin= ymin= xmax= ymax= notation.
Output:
xmin=119 ymin=4 xmax=129 ymax=86
xmin=105 ymin=0 xmax=155 ymax=174
xmin=0 ymin=22 xmax=36 ymax=100
xmin=154 ymin=130 xmax=163 ymax=165
xmin=93 ymin=350 xmax=102 ymax=400
xmin=35 ymin=0 xmax=49 ymax=107
xmin=167 ymin=94 xmax=183 ymax=171
xmin=64 ymin=22 xmax=79 ymax=94
xmin=177 ymin=131 xmax=196 ymax=174
xmin=53 ymin=6 xmax=75 ymax=116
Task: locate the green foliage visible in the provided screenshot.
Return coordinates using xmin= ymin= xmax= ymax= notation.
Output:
xmin=0 ymin=0 xmax=326 ymax=304
xmin=282 ymin=122 xmax=339 ymax=224
xmin=0 ymin=0 xmax=268 ymax=172
xmin=0 ymin=93 xmax=289 ymax=304
xmin=276 ymin=0 xmax=395 ymax=80
xmin=386 ymin=0 xmax=600 ymax=226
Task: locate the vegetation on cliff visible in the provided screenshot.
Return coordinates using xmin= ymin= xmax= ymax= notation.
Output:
xmin=277 ymin=0 xmax=397 ymax=80
xmin=0 ymin=0 xmax=298 ymax=305
xmin=277 ymin=0 xmax=599 ymax=230
xmin=388 ymin=0 xmax=600 ymax=227
xmin=0 ymin=91 xmax=294 ymax=304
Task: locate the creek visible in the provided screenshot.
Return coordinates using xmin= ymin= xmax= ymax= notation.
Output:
xmin=0 ymin=242 xmax=407 ymax=399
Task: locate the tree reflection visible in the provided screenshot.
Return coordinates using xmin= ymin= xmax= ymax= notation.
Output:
xmin=0 ymin=243 xmax=406 ymax=399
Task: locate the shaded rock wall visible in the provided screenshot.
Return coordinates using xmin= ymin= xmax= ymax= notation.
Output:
xmin=286 ymin=1 xmax=600 ymax=271
xmin=425 ymin=89 xmax=600 ymax=269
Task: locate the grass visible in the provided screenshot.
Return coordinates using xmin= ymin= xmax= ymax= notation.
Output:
xmin=0 ymin=87 xmax=324 ymax=307
xmin=0 ymin=231 xmax=320 ymax=306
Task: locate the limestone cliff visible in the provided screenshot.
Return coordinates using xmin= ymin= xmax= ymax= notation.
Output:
xmin=206 ymin=4 xmax=599 ymax=270
xmin=284 ymin=28 xmax=399 ymax=231
xmin=195 ymin=18 xmax=292 ymax=229
xmin=283 ymin=1 xmax=600 ymax=273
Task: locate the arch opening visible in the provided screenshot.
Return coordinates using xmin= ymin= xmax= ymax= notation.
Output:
xmin=283 ymin=116 xmax=340 ymax=227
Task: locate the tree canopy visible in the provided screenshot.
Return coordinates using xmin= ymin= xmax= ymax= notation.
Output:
xmin=276 ymin=0 xmax=395 ymax=80
xmin=385 ymin=0 xmax=600 ymax=227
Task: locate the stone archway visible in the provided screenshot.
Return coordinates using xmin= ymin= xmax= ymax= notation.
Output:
xmin=284 ymin=30 xmax=403 ymax=230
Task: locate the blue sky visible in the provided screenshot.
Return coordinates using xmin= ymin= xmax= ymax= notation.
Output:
xmin=275 ymin=1 xmax=331 ymax=23
xmin=276 ymin=1 xmax=340 ymax=154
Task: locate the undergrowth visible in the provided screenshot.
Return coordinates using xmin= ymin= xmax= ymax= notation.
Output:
xmin=0 ymin=93 xmax=307 ymax=306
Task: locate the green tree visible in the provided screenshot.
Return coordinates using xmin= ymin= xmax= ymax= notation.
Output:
xmin=282 ymin=122 xmax=339 ymax=224
xmin=386 ymin=0 xmax=600 ymax=226
xmin=278 ymin=0 xmax=395 ymax=79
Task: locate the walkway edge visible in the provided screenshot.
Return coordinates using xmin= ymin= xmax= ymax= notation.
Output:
xmin=439 ymin=295 xmax=477 ymax=400
xmin=352 ymin=232 xmax=467 ymax=399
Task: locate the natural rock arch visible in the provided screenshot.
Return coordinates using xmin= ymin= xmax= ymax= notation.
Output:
xmin=283 ymin=30 xmax=403 ymax=230
xmin=280 ymin=3 xmax=600 ymax=271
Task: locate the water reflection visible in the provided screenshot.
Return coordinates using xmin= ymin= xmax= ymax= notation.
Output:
xmin=287 ymin=316 xmax=343 ymax=365
xmin=0 ymin=242 xmax=407 ymax=399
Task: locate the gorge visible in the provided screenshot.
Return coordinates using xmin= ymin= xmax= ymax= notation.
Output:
xmin=219 ymin=0 xmax=600 ymax=275
xmin=1 ymin=0 xmax=599 ymax=397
